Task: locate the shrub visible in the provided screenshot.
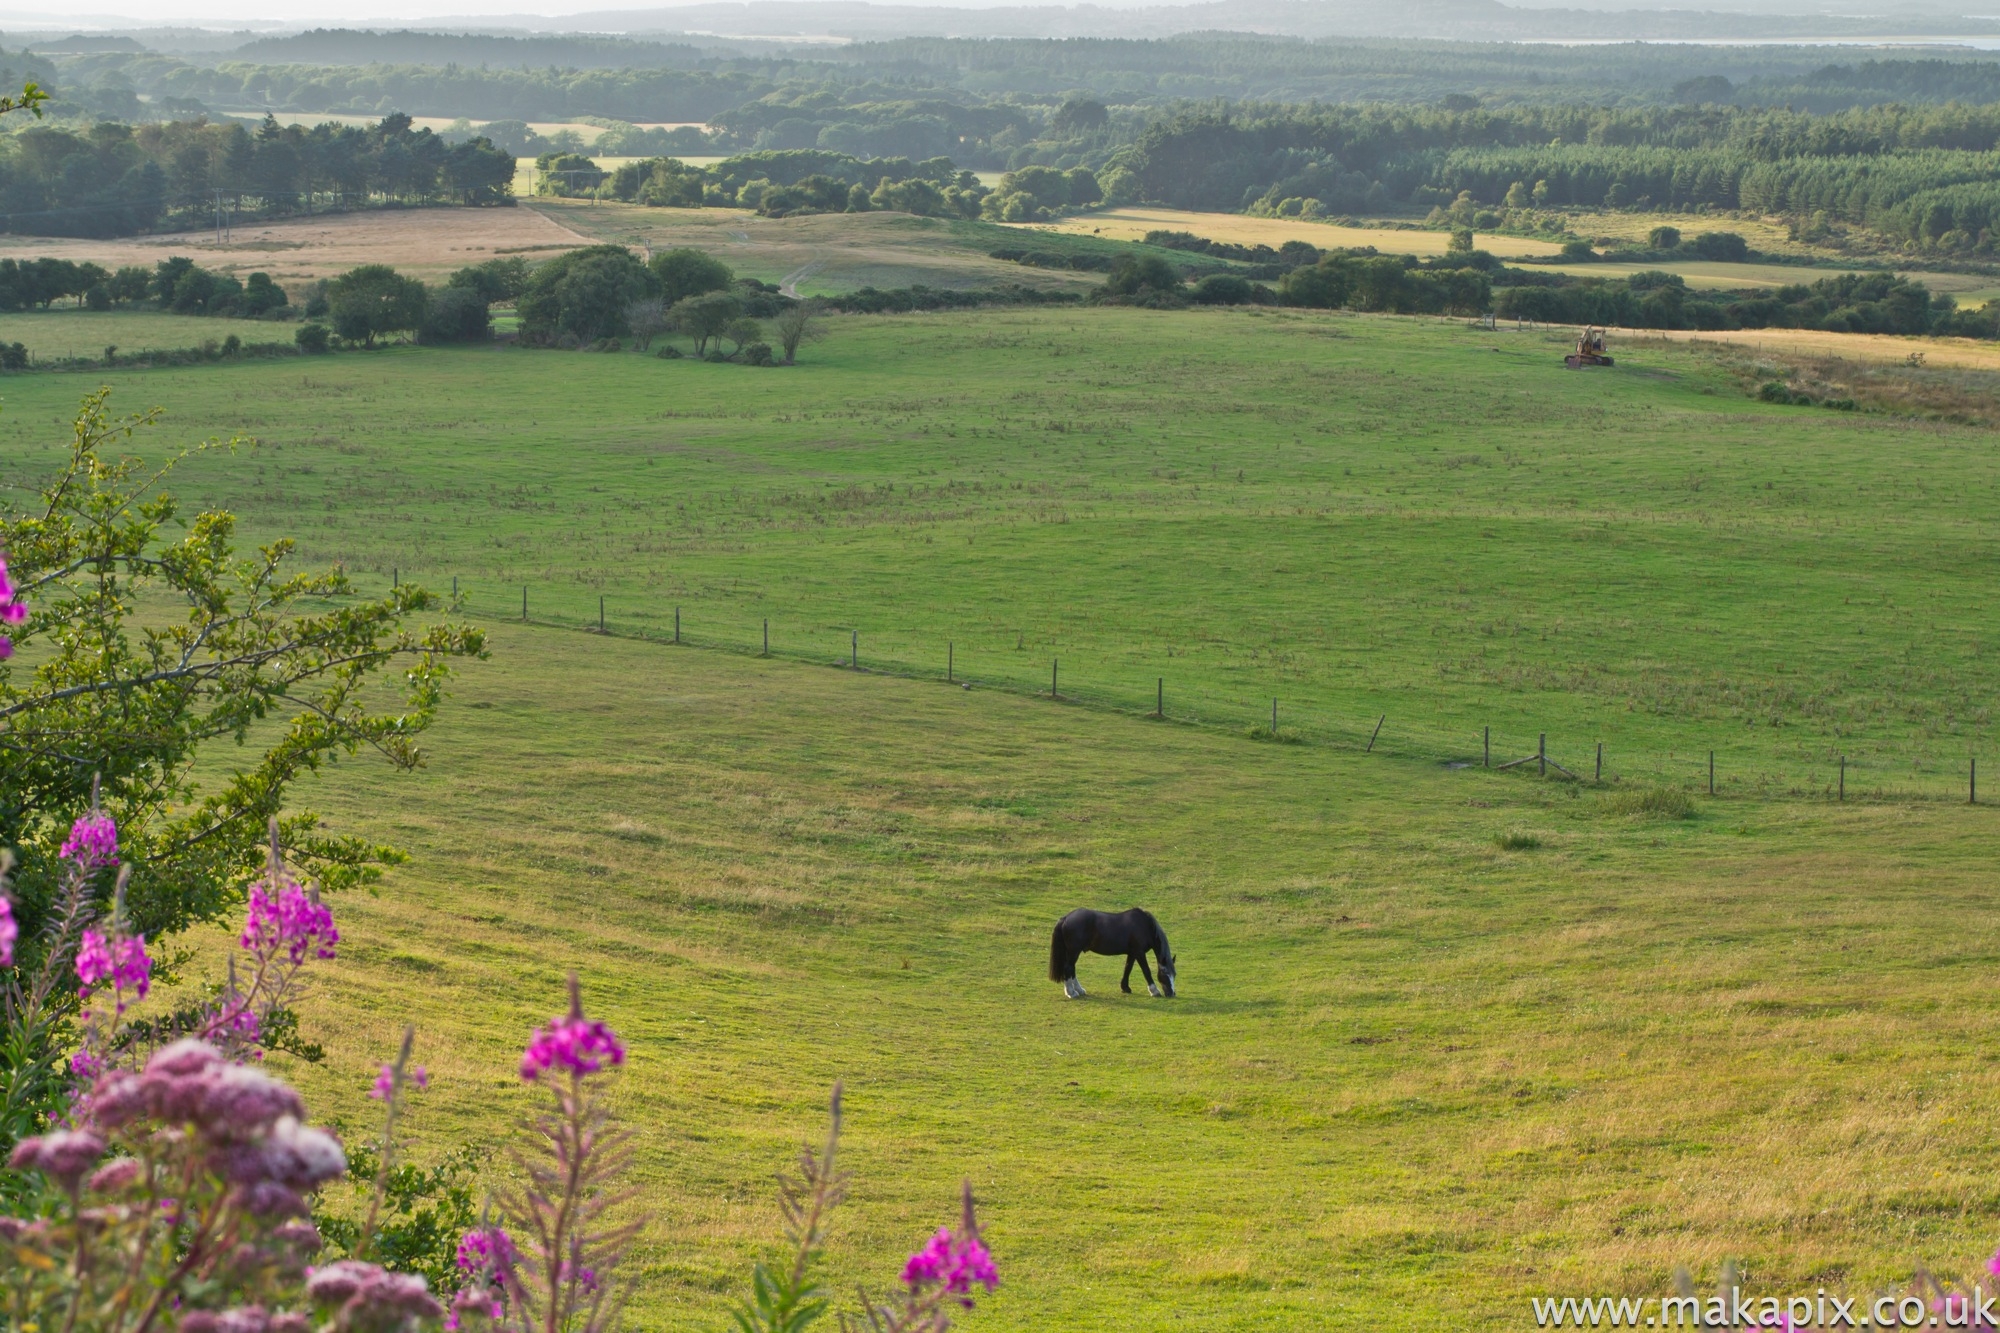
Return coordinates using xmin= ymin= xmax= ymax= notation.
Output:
xmin=327 ymin=265 xmax=428 ymax=348
xmin=649 ymin=248 xmax=733 ymax=306
xmin=295 ymin=323 xmax=330 ymax=354
xmin=1688 ymin=231 xmax=1750 ymax=262
xmin=1603 ymin=787 xmax=1698 ymax=819
xmin=424 ymin=286 xmax=493 ymax=344
xmin=1190 ymin=274 xmax=1255 ymax=305
xmin=517 ymin=245 xmax=657 ymax=346
xmin=1494 ymin=830 xmax=1544 ymax=850
xmin=1648 ymin=225 xmax=1683 ymax=250
xmin=742 ymin=341 xmax=775 ymax=366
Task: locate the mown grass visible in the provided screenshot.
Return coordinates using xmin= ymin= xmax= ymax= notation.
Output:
xmin=216 ymin=623 xmax=2000 ymax=1331
xmin=0 ymin=308 xmax=288 ymax=360
xmin=1 ymin=305 xmax=1991 ymax=797
xmin=5 ymin=305 xmax=2000 ymax=1326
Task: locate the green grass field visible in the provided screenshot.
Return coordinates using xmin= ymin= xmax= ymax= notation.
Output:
xmin=5 ymin=307 xmax=2000 ymax=1327
xmin=0 ymin=308 xmax=292 ymax=360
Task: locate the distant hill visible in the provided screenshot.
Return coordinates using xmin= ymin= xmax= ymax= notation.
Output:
xmin=561 ymin=0 xmax=2000 ymax=42
xmin=226 ymin=28 xmax=713 ymax=70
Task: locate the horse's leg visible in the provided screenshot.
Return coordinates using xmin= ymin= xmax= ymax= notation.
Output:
xmin=1064 ymin=943 xmax=1086 ymax=999
xmin=1121 ymin=954 xmax=1136 ymax=994
xmin=1133 ymin=952 xmax=1159 ymax=997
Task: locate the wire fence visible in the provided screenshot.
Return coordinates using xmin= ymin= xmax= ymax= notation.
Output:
xmin=392 ymin=570 xmax=1992 ymax=809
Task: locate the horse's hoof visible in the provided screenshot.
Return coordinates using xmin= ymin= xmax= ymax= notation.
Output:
xmin=1148 ymin=984 xmax=1162 ymax=997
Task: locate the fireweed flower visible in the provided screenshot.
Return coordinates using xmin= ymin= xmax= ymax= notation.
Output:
xmin=369 ymin=1063 xmax=427 ymax=1101
xmin=0 ymin=893 xmax=15 ymax=969
xmin=60 ymin=810 xmax=119 ymax=872
xmin=241 ymin=875 xmax=338 ymax=964
xmin=0 ymin=553 xmax=24 ymax=658
xmin=455 ymin=1227 xmax=517 ymax=1277
xmin=78 ymin=928 xmax=152 ymax=1010
xmin=519 ymin=996 xmax=625 ymax=1082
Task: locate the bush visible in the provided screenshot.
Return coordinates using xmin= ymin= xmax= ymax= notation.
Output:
xmin=1688 ymin=231 xmax=1750 ymax=262
xmin=1560 ymin=240 xmax=1597 ymax=262
xmin=741 ymin=341 xmax=775 ymax=366
xmin=422 ymin=285 xmax=492 ymax=344
xmin=1494 ymin=830 xmax=1544 ymax=850
xmin=1648 ymin=225 xmax=1682 ymax=250
xmin=650 ymin=248 xmax=733 ymax=305
xmin=295 ymin=323 xmax=331 ymax=354
xmin=327 ymin=265 xmax=428 ymax=348
xmin=1190 ymin=274 xmax=1255 ymax=305
xmin=517 ymin=244 xmax=658 ymax=346
xmin=1602 ymin=787 xmax=1697 ymax=819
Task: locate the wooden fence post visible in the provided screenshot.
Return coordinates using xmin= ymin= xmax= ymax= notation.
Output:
xmin=763 ymin=619 xmax=769 ymax=657
xmin=1483 ymin=726 xmax=1489 ymax=768
xmin=851 ymin=630 xmax=857 ymax=668
xmin=1537 ymin=733 xmax=1546 ymax=776
xmin=1595 ymin=741 xmax=1602 ymax=782
xmin=675 ymin=607 xmax=681 ymax=644
xmin=599 ymin=595 xmax=605 ymax=633
xmin=947 ymin=642 xmax=953 ymax=682
xmin=1156 ymin=677 xmax=1163 ymax=719
xmin=1708 ymin=751 xmax=1715 ymax=796
xmin=1839 ymin=755 xmax=1845 ymax=801
xmin=1367 ymin=715 xmax=1385 ymax=753
xmin=1051 ymin=658 xmax=1059 ymax=699
xmin=521 ymin=585 xmax=527 ymax=621
xmin=1271 ymin=698 xmax=1278 ymax=735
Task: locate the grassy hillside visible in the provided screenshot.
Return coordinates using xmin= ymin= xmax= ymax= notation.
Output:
xmin=5 ymin=305 xmax=2000 ymax=1326
xmin=175 ymin=624 xmax=2000 ymax=1330
xmin=0 ymin=307 xmax=1991 ymax=796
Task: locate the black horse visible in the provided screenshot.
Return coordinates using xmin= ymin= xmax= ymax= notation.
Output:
xmin=1049 ymin=908 xmax=1176 ymax=1000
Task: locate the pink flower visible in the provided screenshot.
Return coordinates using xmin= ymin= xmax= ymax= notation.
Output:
xmin=304 ymin=1260 xmax=443 ymax=1327
xmin=75 ymin=928 xmax=148 ymax=1008
xmin=115 ymin=935 xmax=151 ymax=1000
xmin=9 ymin=1128 xmax=106 ymax=1190
xmin=455 ymin=1227 xmax=518 ymax=1277
xmin=900 ymin=1229 xmax=953 ymax=1288
xmin=60 ymin=811 xmax=118 ymax=872
xmin=519 ymin=989 xmax=625 ymax=1082
xmin=0 ymin=894 xmax=16 ymax=969
xmin=241 ymin=875 xmax=338 ymax=964
xmin=0 ymin=553 xmax=24 ymax=658
xmin=369 ymin=1062 xmax=427 ymax=1101
xmin=76 ymin=929 xmax=112 ymax=998
xmin=898 ymin=1192 xmax=998 ymax=1311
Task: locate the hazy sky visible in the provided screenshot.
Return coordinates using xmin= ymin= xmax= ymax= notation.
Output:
xmin=10 ymin=0 xmax=1130 ymax=28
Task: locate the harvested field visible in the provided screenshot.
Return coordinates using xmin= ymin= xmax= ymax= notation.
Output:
xmin=1021 ymin=206 xmax=1569 ymax=258
xmin=1622 ymin=324 xmax=2000 ymax=371
xmin=0 ymin=205 xmax=592 ymax=284
xmin=539 ymin=199 xmax=1102 ymax=294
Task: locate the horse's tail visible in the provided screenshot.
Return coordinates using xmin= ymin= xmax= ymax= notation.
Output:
xmin=1049 ymin=920 xmax=1065 ymax=981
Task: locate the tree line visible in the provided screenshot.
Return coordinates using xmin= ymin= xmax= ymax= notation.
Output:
xmin=0 ymin=111 xmax=513 ymax=238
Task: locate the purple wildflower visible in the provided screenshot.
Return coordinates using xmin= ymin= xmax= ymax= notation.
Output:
xmin=75 ymin=929 xmax=112 ymax=999
xmin=519 ymin=991 xmax=625 ymax=1082
xmin=898 ymin=1188 xmax=998 ymax=1311
xmin=75 ymin=927 xmax=148 ymax=1008
xmin=9 ymin=1128 xmax=106 ymax=1191
xmin=455 ymin=1226 xmax=517 ymax=1277
xmin=0 ymin=894 xmax=15 ymax=969
xmin=0 ymin=554 xmax=24 ymax=659
xmin=368 ymin=1063 xmax=427 ymax=1101
xmin=60 ymin=811 xmax=118 ymax=872
xmin=241 ymin=875 xmax=337 ymax=964
xmin=304 ymin=1260 xmax=443 ymax=1329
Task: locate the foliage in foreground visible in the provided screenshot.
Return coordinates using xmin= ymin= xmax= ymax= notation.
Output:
xmin=0 ymin=813 xmax=999 ymax=1332
xmin=0 ymin=391 xmax=484 ymax=1150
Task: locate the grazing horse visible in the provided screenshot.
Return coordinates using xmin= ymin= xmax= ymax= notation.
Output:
xmin=1049 ymin=908 xmax=1176 ymax=1000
